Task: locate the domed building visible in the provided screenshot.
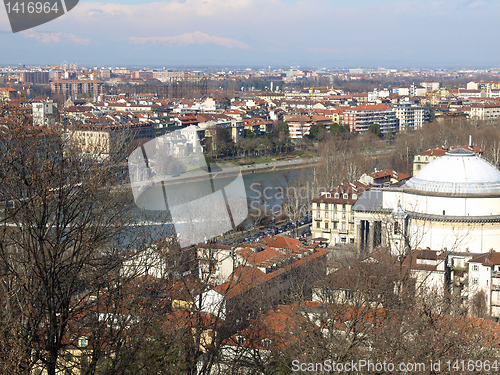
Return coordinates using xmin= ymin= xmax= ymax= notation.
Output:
xmin=354 ymin=148 xmax=500 ymax=254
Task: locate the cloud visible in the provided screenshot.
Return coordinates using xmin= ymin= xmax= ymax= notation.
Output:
xmin=129 ymin=31 xmax=250 ymax=49
xmin=19 ymin=30 xmax=91 ymax=45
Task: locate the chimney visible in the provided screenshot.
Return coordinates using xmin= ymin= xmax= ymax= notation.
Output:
xmin=469 ymin=135 xmax=472 ymax=147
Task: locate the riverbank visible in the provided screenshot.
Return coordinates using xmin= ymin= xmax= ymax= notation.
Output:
xmin=162 ymin=157 xmax=319 ymax=186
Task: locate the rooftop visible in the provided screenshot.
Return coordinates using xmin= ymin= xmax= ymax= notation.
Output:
xmin=405 ymin=148 xmax=500 ymax=195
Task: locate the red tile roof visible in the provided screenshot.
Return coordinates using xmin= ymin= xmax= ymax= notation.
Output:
xmin=469 ymin=251 xmax=500 ymax=267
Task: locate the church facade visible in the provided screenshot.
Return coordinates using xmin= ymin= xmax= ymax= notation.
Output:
xmin=354 ymin=148 xmax=500 ymax=255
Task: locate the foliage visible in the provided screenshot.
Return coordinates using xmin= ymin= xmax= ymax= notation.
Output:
xmin=329 ymin=122 xmax=351 ymax=138
xmin=368 ymin=123 xmax=382 ymax=137
xmin=308 ymin=123 xmax=326 ymax=140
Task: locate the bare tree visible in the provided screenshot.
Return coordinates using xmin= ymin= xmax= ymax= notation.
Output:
xmin=0 ymin=119 xmax=135 ymax=375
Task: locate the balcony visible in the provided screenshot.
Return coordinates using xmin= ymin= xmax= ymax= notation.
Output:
xmin=322 ymin=228 xmax=331 ymax=233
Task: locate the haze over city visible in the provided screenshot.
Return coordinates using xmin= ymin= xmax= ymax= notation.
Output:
xmin=1 ymin=0 xmax=500 ymax=67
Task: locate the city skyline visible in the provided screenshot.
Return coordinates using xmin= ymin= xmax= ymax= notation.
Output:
xmin=1 ymin=0 xmax=500 ymax=67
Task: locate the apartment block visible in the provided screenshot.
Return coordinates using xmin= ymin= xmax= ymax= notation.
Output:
xmin=344 ymin=104 xmax=398 ymax=134
xmin=20 ymin=71 xmax=50 ymax=85
xmin=394 ymin=101 xmax=430 ymax=131
xmin=469 ymin=103 xmax=500 ymax=120
xmin=311 ymin=182 xmax=369 ymax=246
xmin=468 ymin=251 xmax=500 ymax=317
xmin=51 ymin=80 xmax=104 ymax=98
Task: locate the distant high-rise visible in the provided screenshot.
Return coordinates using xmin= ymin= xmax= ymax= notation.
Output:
xmin=20 ymin=71 xmax=49 ymax=85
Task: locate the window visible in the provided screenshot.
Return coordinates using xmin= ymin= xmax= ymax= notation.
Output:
xmin=342 ymin=223 xmax=346 ymax=230
xmin=473 ymin=264 xmax=478 ymax=271
xmin=236 ymin=335 xmax=246 ymax=345
xmin=334 ymin=222 xmax=337 ymax=229
xmin=78 ymin=337 xmax=88 ymax=348
xmin=325 ymin=222 xmax=329 ymax=229
xmin=262 ymin=338 xmax=272 ymax=348
xmin=394 ymin=222 xmax=399 ymax=234
xmin=324 ymin=203 xmax=328 ymax=209
xmin=316 ymin=222 xmax=320 ymax=228
xmin=352 ymin=194 xmax=357 ymax=200
xmin=473 ymin=278 xmax=478 ymax=285
xmin=325 ymin=211 xmax=329 ymax=218
xmin=334 ymin=193 xmax=339 ymax=199
xmin=316 ymin=202 xmax=320 ymax=208
xmin=343 ymin=193 xmax=348 ymax=199
xmin=342 ymin=204 xmax=346 ymax=211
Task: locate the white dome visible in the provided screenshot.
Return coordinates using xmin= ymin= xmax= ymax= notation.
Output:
xmin=404 ymin=148 xmax=500 ymax=195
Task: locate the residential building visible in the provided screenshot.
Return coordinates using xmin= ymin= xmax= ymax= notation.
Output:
xmin=311 ymin=182 xmax=369 ymax=246
xmin=32 ymin=100 xmax=57 ymax=126
xmin=403 ymin=249 xmax=451 ymax=296
xmin=421 ymin=81 xmax=441 ymax=92
xmin=0 ymin=87 xmax=17 ymax=99
xmin=51 ymin=79 xmax=104 ymax=98
xmin=394 ymin=101 xmax=430 ymax=131
xmin=467 ymin=81 xmax=500 ymax=96
xmin=458 ymin=89 xmax=486 ymax=99
xmin=197 ymin=236 xmax=328 ymax=320
xmin=358 ymin=169 xmax=411 ymax=186
xmin=284 ymin=114 xmax=332 ymax=139
xmin=72 ymin=122 xmax=154 ymax=157
xmin=468 ymin=251 xmax=500 ymax=318
xmin=152 ymin=70 xmax=187 ymax=83
xmin=196 ymin=243 xmax=236 ymax=286
xmin=20 ymin=71 xmax=50 ymax=85
xmin=469 ymin=103 xmax=500 ymax=120
xmin=343 ymin=104 xmax=398 ymax=134
xmin=243 ymin=118 xmax=273 ymax=136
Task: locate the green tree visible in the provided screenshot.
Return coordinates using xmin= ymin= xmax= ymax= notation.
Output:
xmin=278 ymin=121 xmax=289 ymax=136
xmin=368 ymin=123 xmax=382 ymax=137
xmin=330 ymin=122 xmax=351 ymax=138
xmin=308 ymin=123 xmax=325 ymax=140
xmin=245 ymin=128 xmax=255 ymax=139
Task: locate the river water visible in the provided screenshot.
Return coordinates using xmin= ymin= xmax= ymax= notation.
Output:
xmin=123 ymin=164 xmax=315 ymax=245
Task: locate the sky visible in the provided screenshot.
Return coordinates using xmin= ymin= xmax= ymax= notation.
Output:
xmin=0 ymin=0 xmax=499 ymax=68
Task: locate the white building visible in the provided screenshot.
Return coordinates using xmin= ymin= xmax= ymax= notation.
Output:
xmin=421 ymin=81 xmax=441 ymax=92
xmin=311 ymin=182 xmax=369 ymax=246
xmin=354 ymin=148 xmax=500 ymax=255
xmin=32 ymin=100 xmax=57 ymax=126
xmin=469 ymin=103 xmax=500 ymax=120
xmin=394 ymin=101 xmax=430 ymax=131
xmin=468 ymin=251 xmax=500 ymax=317
xmin=343 ymin=104 xmax=398 ymax=134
